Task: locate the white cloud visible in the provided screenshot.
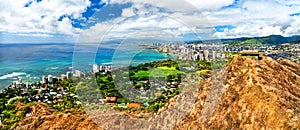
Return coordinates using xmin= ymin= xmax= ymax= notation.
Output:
xmin=185 ymin=0 xmax=235 ymax=11
xmin=0 ymin=0 xmax=91 ymax=36
xmin=2 ymin=0 xmax=300 ymax=41
xmin=81 ymin=0 xmax=300 ymax=42
xmin=206 ymin=0 xmax=300 ymax=38
xmin=78 ymin=11 xmax=216 ymax=42
xmin=78 ymin=0 xmax=221 ymax=42
xmin=16 ymin=33 xmax=54 ymax=37
xmin=121 ymin=8 xmax=135 ymax=17
xmin=108 ymin=0 xmax=234 ymax=12
xmin=215 ymin=23 xmax=284 ymax=38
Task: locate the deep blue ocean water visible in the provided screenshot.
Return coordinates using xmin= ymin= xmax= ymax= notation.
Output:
xmin=0 ymin=43 xmax=173 ymax=90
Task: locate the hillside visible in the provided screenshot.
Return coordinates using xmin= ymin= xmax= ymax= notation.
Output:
xmin=14 ymin=103 xmax=103 ymax=130
xmin=174 ymin=56 xmax=300 ymax=129
xmin=222 ymin=35 xmax=300 ymax=46
xmin=4 ymin=56 xmax=300 ymax=129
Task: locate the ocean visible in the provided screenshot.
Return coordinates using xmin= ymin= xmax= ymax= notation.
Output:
xmin=0 ymin=43 xmax=173 ymax=90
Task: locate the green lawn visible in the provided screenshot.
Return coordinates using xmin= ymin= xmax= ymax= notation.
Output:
xmin=134 ymin=66 xmax=181 ymax=78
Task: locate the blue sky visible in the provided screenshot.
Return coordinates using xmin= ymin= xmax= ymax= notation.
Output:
xmin=0 ymin=0 xmax=300 ymax=43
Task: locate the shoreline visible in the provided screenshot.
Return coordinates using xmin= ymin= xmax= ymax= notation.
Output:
xmin=0 ymin=49 xmax=175 ymax=90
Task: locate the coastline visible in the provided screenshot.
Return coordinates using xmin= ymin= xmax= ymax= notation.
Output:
xmin=0 ymin=47 xmax=174 ymax=91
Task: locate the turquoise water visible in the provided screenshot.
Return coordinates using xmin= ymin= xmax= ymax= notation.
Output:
xmin=0 ymin=43 xmax=173 ymax=90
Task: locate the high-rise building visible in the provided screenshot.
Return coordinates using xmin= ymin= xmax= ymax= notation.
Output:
xmin=12 ymin=81 xmax=17 ymax=88
xmin=199 ymin=53 xmax=204 ymax=61
xmin=66 ymin=72 xmax=72 ymax=79
xmin=93 ymin=64 xmax=99 ymax=73
xmin=42 ymin=75 xmax=46 ymax=84
xmin=216 ymin=53 xmax=221 ymax=58
xmin=48 ymin=75 xmax=53 ymax=84
xmin=106 ymin=65 xmax=112 ymax=72
xmin=193 ymin=54 xmax=199 ymax=61
xmin=18 ymin=79 xmax=22 ymax=83
xmin=204 ymin=50 xmax=209 ymax=60
xmin=212 ymin=51 xmax=216 ymax=60
xmin=100 ymin=65 xmax=105 ymax=71
xmin=26 ymin=82 xmax=29 ymax=88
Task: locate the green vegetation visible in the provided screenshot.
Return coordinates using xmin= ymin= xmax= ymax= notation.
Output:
xmin=74 ymin=60 xmax=183 ymax=113
xmin=0 ymin=96 xmax=27 ymax=129
xmin=212 ymin=60 xmax=227 ymax=69
xmin=133 ymin=66 xmax=181 ymax=78
xmin=197 ymin=60 xmax=212 ymax=70
xmin=0 ymin=78 xmax=81 ymax=129
xmin=57 ymin=78 xmax=76 ymax=93
xmin=223 ymin=35 xmax=292 ymax=46
xmin=75 ymin=71 xmax=122 ymax=103
xmin=0 ymin=57 xmax=220 ymax=128
xmin=225 ymin=39 xmax=264 ymax=47
xmin=241 ymin=39 xmax=264 ymax=46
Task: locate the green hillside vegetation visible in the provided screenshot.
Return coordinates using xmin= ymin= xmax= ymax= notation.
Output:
xmin=226 ymin=38 xmax=266 ymax=46
xmin=75 ymin=59 xmax=219 ymax=113
xmin=223 ymin=35 xmax=300 ymax=46
xmin=241 ymin=39 xmax=264 ymax=46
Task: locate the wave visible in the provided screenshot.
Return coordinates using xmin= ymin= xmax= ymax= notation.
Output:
xmin=45 ymin=67 xmax=59 ymax=70
xmin=0 ymin=72 xmax=27 ymax=80
xmin=101 ymin=62 xmax=113 ymax=65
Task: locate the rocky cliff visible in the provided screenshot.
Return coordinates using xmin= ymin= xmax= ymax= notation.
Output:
xmin=175 ymin=56 xmax=300 ymax=129
xmin=15 ymin=103 xmax=103 ymax=130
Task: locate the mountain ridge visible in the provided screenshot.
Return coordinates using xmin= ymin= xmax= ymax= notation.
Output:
xmin=194 ymin=35 xmax=300 ymax=46
xmin=174 ymin=56 xmax=300 ymax=129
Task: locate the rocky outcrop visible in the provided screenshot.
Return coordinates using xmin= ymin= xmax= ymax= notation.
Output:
xmin=15 ymin=103 xmax=103 ymax=130
xmin=175 ymin=56 xmax=300 ymax=129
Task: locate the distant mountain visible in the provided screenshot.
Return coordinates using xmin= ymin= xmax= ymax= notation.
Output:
xmin=220 ymin=35 xmax=300 ymax=46
xmin=289 ymin=39 xmax=300 ymax=44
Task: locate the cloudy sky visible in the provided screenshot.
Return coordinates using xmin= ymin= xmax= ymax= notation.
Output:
xmin=0 ymin=0 xmax=300 ymax=43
